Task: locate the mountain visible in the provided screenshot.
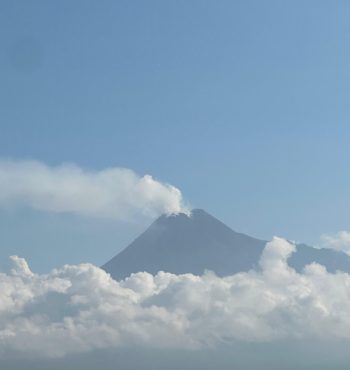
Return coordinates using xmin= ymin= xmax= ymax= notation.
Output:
xmin=103 ymin=209 xmax=350 ymax=280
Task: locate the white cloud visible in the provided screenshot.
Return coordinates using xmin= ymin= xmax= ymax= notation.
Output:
xmin=0 ymin=160 xmax=189 ymax=221
xmin=321 ymin=231 xmax=350 ymax=255
xmin=2 ymin=238 xmax=350 ymax=358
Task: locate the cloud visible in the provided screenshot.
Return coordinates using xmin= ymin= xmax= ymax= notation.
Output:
xmin=2 ymin=238 xmax=350 ymax=358
xmin=321 ymin=231 xmax=350 ymax=255
xmin=0 ymin=160 xmax=189 ymax=221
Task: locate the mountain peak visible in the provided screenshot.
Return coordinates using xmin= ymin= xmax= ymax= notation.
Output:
xmin=103 ymin=209 xmax=265 ymax=279
xmin=158 ymin=208 xmax=208 ymax=220
xmin=155 ymin=208 xmax=212 ymax=225
xmin=102 ymin=209 xmax=350 ymax=280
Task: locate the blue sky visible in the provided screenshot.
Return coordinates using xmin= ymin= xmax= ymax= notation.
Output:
xmin=1 ymin=0 xmax=350 ymax=271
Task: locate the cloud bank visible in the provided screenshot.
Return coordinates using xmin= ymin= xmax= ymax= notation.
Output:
xmin=1 ymin=238 xmax=350 ymax=358
xmin=0 ymin=160 xmax=189 ymax=221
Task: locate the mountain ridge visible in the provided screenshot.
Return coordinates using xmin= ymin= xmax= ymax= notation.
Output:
xmin=103 ymin=209 xmax=350 ymax=280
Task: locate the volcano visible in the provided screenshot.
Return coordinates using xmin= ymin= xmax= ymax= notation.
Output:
xmin=103 ymin=209 xmax=350 ymax=280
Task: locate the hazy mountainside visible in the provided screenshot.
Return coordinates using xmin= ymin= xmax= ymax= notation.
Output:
xmin=103 ymin=209 xmax=350 ymax=280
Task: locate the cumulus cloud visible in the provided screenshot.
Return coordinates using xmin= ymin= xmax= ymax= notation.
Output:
xmin=320 ymin=231 xmax=350 ymax=255
xmin=0 ymin=160 xmax=189 ymax=221
xmin=1 ymin=238 xmax=350 ymax=358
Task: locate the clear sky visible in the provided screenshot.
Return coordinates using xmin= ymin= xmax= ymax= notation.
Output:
xmin=1 ymin=0 xmax=350 ymax=271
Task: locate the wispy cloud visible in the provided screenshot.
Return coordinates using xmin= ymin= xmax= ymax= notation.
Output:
xmin=0 ymin=160 xmax=189 ymax=221
xmin=1 ymin=238 xmax=350 ymax=358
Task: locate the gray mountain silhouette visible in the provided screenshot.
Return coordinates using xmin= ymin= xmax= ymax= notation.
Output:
xmin=103 ymin=209 xmax=350 ymax=280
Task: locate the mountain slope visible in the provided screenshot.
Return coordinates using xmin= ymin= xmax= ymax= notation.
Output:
xmin=103 ymin=209 xmax=350 ymax=280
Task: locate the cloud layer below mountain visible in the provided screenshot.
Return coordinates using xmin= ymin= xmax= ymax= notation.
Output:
xmin=1 ymin=237 xmax=350 ymax=359
xmin=0 ymin=160 xmax=189 ymax=221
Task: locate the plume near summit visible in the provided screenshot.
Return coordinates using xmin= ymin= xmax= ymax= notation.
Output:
xmin=0 ymin=159 xmax=189 ymax=220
